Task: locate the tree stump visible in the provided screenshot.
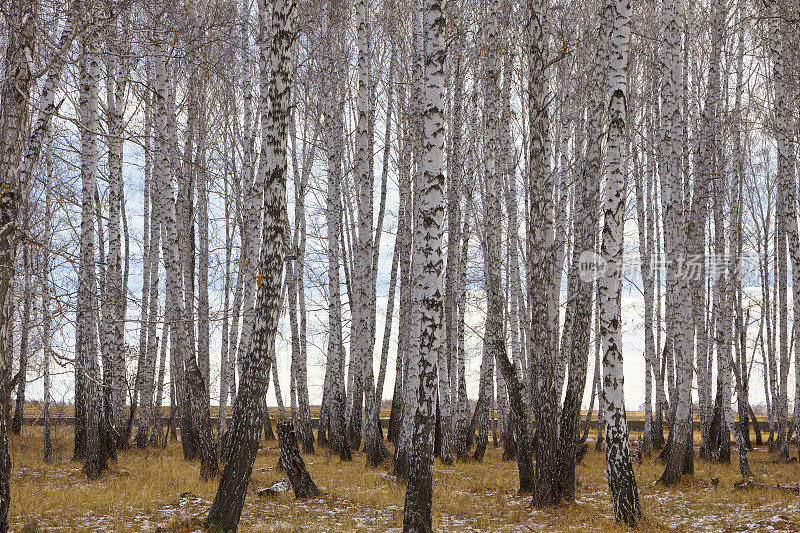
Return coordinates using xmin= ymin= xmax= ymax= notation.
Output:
xmin=277 ymin=420 xmax=320 ymax=499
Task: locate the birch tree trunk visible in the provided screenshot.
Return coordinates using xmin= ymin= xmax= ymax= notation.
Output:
xmin=556 ymin=14 xmax=602 ymax=496
xmin=658 ymin=0 xmax=694 ymax=484
xmin=0 ymin=1 xmax=34 ymax=521
xmin=205 ymin=0 xmax=295 ymax=528
xmin=526 ymin=0 xmax=559 ymax=507
xmin=197 ymin=84 xmax=211 ymax=404
xmin=152 ymin=27 xmax=217 ymax=479
xmin=403 ymin=0 xmax=446 ymax=526
xmin=105 ymin=19 xmax=128 ymax=441
xmin=389 ymin=91 xmax=413 ymax=446
xmin=132 ymin=69 xmax=153 ymax=446
xmin=633 ymin=62 xmax=656 ymax=458
xmin=137 ymin=165 xmax=161 ymax=449
xmin=288 ymin=110 xmax=315 ymax=453
xmin=351 ymin=0 xmax=385 ymax=466
xmin=78 ymin=34 xmax=109 ymax=480
xmin=711 ymin=162 xmax=732 ymax=464
xmin=42 ymin=141 xmax=53 ymax=462
xmin=454 ymin=192 xmax=472 ymax=461
xmin=599 ymin=0 xmax=640 ymax=525
xmin=395 ymin=9 xmax=425 ymax=478
xmin=217 ymin=123 xmax=234 ymax=439
xmin=766 ymin=0 xmax=797 ymax=459
xmin=322 ymin=0 xmax=351 ymax=462
xmin=10 ymin=247 xmax=29 ymax=436
xmin=150 ymin=324 xmax=168 ymax=448
xmin=483 ymin=0 xmax=533 ymax=494
xmin=444 ymin=0 xmax=464 ymax=461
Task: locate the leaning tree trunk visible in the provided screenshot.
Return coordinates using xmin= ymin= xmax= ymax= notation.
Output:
xmin=204 ymin=0 xmax=295 ymax=528
xmin=277 ymin=420 xmax=320 ymax=499
xmin=555 ymin=4 xmax=603 ymax=500
xmin=482 ymin=0 xmax=534 ymax=494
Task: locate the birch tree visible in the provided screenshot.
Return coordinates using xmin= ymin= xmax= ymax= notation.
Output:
xmin=599 ymin=0 xmax=640 ymax=525
xmin=403 ymin=0 xmax=445 ymax=526
xmin=526 ymin=0 xmax=559 ymax=507
xmin=556 ymin=2 xmax=603 ymax=498
xmin=205 ymin=0 xmax=296 ymax=527
xmin=78 ymin=31 xmax=110 ymax=480
xmin=0 ymin=2 xmax=35 ymax=526
xmin=104 ymin=16 xmax=127 ymax=441
xmin=321 ymin=0 xmax=351 ymax=462
xmin=765 ymin=0 xmax=797 ymax=459
xmin=484 ymin=0 xmax=533 ymax=494
xmin=152 ymin=19 xmax=217 ymax=479
xmin=658 ymin=0 xmax=694 ymax=484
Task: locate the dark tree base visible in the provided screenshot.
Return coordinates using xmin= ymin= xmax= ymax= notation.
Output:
xmin=263 ymin=406 xmax=275 ymax=441
xmin=11 ymin=398 xmax=24 ymax=436
xmin=733 ymin=427 xmax=753 ymax=478
xmin=300 ymin=422 xmax=315 ymax=455
xmin=277 ymin=420 xmax=320 ymax=499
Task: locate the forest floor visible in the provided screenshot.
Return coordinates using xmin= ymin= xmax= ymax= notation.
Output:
xmin=7 ymin=425 xmax=800 ymax=532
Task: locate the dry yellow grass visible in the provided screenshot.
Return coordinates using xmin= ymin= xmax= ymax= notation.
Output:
xmin=7 ymin=426 xmax=800 ymax=532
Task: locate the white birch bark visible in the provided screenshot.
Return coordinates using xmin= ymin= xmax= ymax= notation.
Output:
xmin=136 ymin=80 xmax=162 ymax=447
xmin=153 ymin=27 xmax=217 ymax=478
xmin=105 ymin=18 xmax=127 ymax=438
xmin=526 ymin=0 xmax=558 ymax=507
xmin=766 ymin=0 xmax=797 ymax=457
xmin=206 ymin=0 xmax=296 ymax=526
xmin=197 ymin=84 xmax=210 ymax=400
xmin=321 ymin=0 xmax=351 ymax=461
xmin=218 ymin=109 xmax=235 ymax=439
xmin=42 ymin=140 xmax=53 ymax=462
xmin=556 ymin=5 xmax=604 ymax=498
xmin=658 ymin=0 xmax=694 ymax=483
xmin=403 ymin=0 xmax=446 ymax=526
xmin=444 ymin=0 xmax=464 ymax=453
xmin=599 ymin=0 xmax=640 ymax=524
xmin=395 ymin=9 xmax=426 ymax=477
xmin=78 ymin=34 xmax=108 ymax=479
xmin=389 ymin=91 xmax=413 ymax=446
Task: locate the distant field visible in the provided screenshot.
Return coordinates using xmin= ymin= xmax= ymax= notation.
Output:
xmin=16 ymin=403 xmax=390 ymax=422
xmin=18 ymin=403 xmax=773 ymax=423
